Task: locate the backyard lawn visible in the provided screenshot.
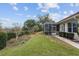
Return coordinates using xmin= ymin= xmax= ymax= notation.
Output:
xmin=0 ymin=33 xmax=79 ymax=56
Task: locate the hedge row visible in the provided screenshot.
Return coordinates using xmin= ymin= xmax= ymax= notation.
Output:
xmin=0 ymin=32 xmax=15 ymax=50
xmin=59 ymin=32 xmax=74 ymax=40
xmin=0 ymin=32 xmax=6 ymax=50
xmin=7 ymin=31 xmax=30 ymax=40
xmin=7 ymin=32 xmax=16 ymax=40
xmin=18 ymin=31 xmax=30 ymax=36
xmin=0 ymin=31 xmax=29 ymax=50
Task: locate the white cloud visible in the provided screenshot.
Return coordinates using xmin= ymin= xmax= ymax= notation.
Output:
xmin=33 ymin=15 xmax=36 ymax=18
xmin=45 ymin=3 xmax=60 ymax=9
xmin=38 ymin=3 xmax=60 ymax=9
xmin=16 ymin=14 xmax=24 ymax=16
xmin=75 ymin=3 xmax=79 ymax=6
xmin=69 ymin=10 xmax=74 ymax=14
xmin=13 ymin=6 xmax=18 ymax=11
xmin=63 ymin=11 xmax=73 ymax=18
xmin=63 ymin=11 xmax=68 ymax=14
xmin=0 ymin=18 xmax=11 ymax=22
xmin=24 ymin=6 xmax=28 ymax=11
xmin=50 ymin=13 xmax=62 ymax=22
xmin=0 ymin=18 xmax=23 ymax=28
xmin=63 ymin=10 xmax=74 ymax=18
xmin=9 ymin=3 xmax=17 ymax=6
xmin=9 ymin=3 xmax=19 ymax=11
xmin=63 ymin=10 xmax=75 ymax=18
xmin=0 ymin=18 xmax=15 ymax=28
xmin=26 ymin=15 xmax=31 ymax=18
xmin=37 ymin=3 xmax=59 ymax=13
xmin=70 ymin=3 xmax=74 ymax=7
xmin=37 ymin=3 xmax=43 ymax=9
xmin=41 ymin=9 xmax=48 ymax=13
xmin=25 ymin=15 xmax=37 ymax=19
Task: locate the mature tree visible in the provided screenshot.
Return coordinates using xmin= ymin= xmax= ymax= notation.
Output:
xmin=38 ymin=14 xmax=54 ymax=31
xmin=23 ymin=19 xmax=37 ymax=33
xmin=23 ymin=14 xmax=54 ymax=33
xmin=35 ymin=21 xmax=42 ymax=31
xmin=38 ymin=14 xmax=53 ymax=24
xmin=33 ymin=25 xmax=39 ymax=32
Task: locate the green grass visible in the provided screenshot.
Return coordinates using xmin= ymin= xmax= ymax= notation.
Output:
xmin=0 ymin=33 xmax=79 ymax=56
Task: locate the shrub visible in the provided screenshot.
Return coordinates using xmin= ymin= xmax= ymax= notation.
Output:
xmin=59 ymin=32 xmax=64 ymax=37
xmin=18 ymin=32 xmax=23 ymax=36
xmin=24 ymin=31 xmax=30 ymax=34
xmin=44 ymin=32 xmax=51 ymax=35
xmin=77 ymin=32 xmax=79 ymax=35
xmin=67 ymin=32 xmax=74 ymax=39
xmin=6 ymin=31 xmax=30 ymax=41
xmin=0 ymin=32 xmax=6 ymax=50
xmin=18 ymin=31 xmax=25 ymax=36
xmin=33 ymin=25 xmax=40 ymax=32
xmin=59 ymin=32 xmax=74 ymax=40
xmin=7 ymin=32 xmax=16 ymax=40
xmin=18 ymin=31 xmax=30 ymax=36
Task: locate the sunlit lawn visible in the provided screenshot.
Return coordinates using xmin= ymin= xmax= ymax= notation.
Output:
xmin=0 ymin=33 xmax=79 ymax=56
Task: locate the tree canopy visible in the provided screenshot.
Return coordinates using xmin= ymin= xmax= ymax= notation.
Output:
xmin=38 ymin=14 xmax=53 ymax=24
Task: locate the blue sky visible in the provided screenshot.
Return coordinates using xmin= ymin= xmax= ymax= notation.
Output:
xmin=0 ymin=3 xmax=79 ymax=28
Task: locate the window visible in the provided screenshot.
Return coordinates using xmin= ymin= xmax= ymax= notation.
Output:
xmin=49 ymin=24 xmax=52 ymax=32
xmin=60 ymin=24 xmax=65 ymax=32
xmin=44 ymin=24 xmax=49 ymax=32
xmin=68 ymin=23 xmax=72 ymax=32
xmin=68 ymin=22 xmax=78 ymax=32
xmin=52 ymin=26 xmax=56 ymax=33
xmin=73 ymin=23 xmax=77 ymax=32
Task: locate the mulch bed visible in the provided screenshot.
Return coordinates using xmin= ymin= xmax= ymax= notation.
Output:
xmin=6 ymin=35 xmax=31 ymax=48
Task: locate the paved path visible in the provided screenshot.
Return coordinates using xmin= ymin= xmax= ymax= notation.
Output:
xmin=54 ymin=35 xmax=79 ymax=49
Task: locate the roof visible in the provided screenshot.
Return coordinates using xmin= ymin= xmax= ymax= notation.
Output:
xmin=44 ymin=21 xmax=56 ymax=24
xmin=57 ymin=12 xmax=79 ymax=24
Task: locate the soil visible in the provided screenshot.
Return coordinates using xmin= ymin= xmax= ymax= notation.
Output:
xmin=6 ymin=35 xmax=31 ymax=48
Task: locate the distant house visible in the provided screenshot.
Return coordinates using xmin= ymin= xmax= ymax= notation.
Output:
xmin=43 ymin=12 xmax=79 ymax=40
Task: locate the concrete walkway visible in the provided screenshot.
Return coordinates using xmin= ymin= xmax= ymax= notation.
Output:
xmin=54 ymin=35 xmax=79 ymax=49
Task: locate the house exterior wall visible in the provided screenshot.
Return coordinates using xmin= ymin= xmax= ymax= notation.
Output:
xmin=59 ymin=17 xmax=78 ymax=33
xmin=78 ymin=20 xmax=79 ymax=33
xmin=65 ymin=23 xmax=68 ymax=32
xmin=73 ymin=15 xmax=79 ymax=40
xmin=77 ymin=17 xmax=79 ymax=33
xmin=58 ymin=13 xmax=79 ymax=40
xmin=60 ymin=24 xmax=65 ymax=32
xmin=59 ymin=23 xmax=68 ymax=32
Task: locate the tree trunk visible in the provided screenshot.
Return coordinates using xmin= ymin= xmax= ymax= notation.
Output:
xmin=16 ymin=32 xmax=18 ymax=41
